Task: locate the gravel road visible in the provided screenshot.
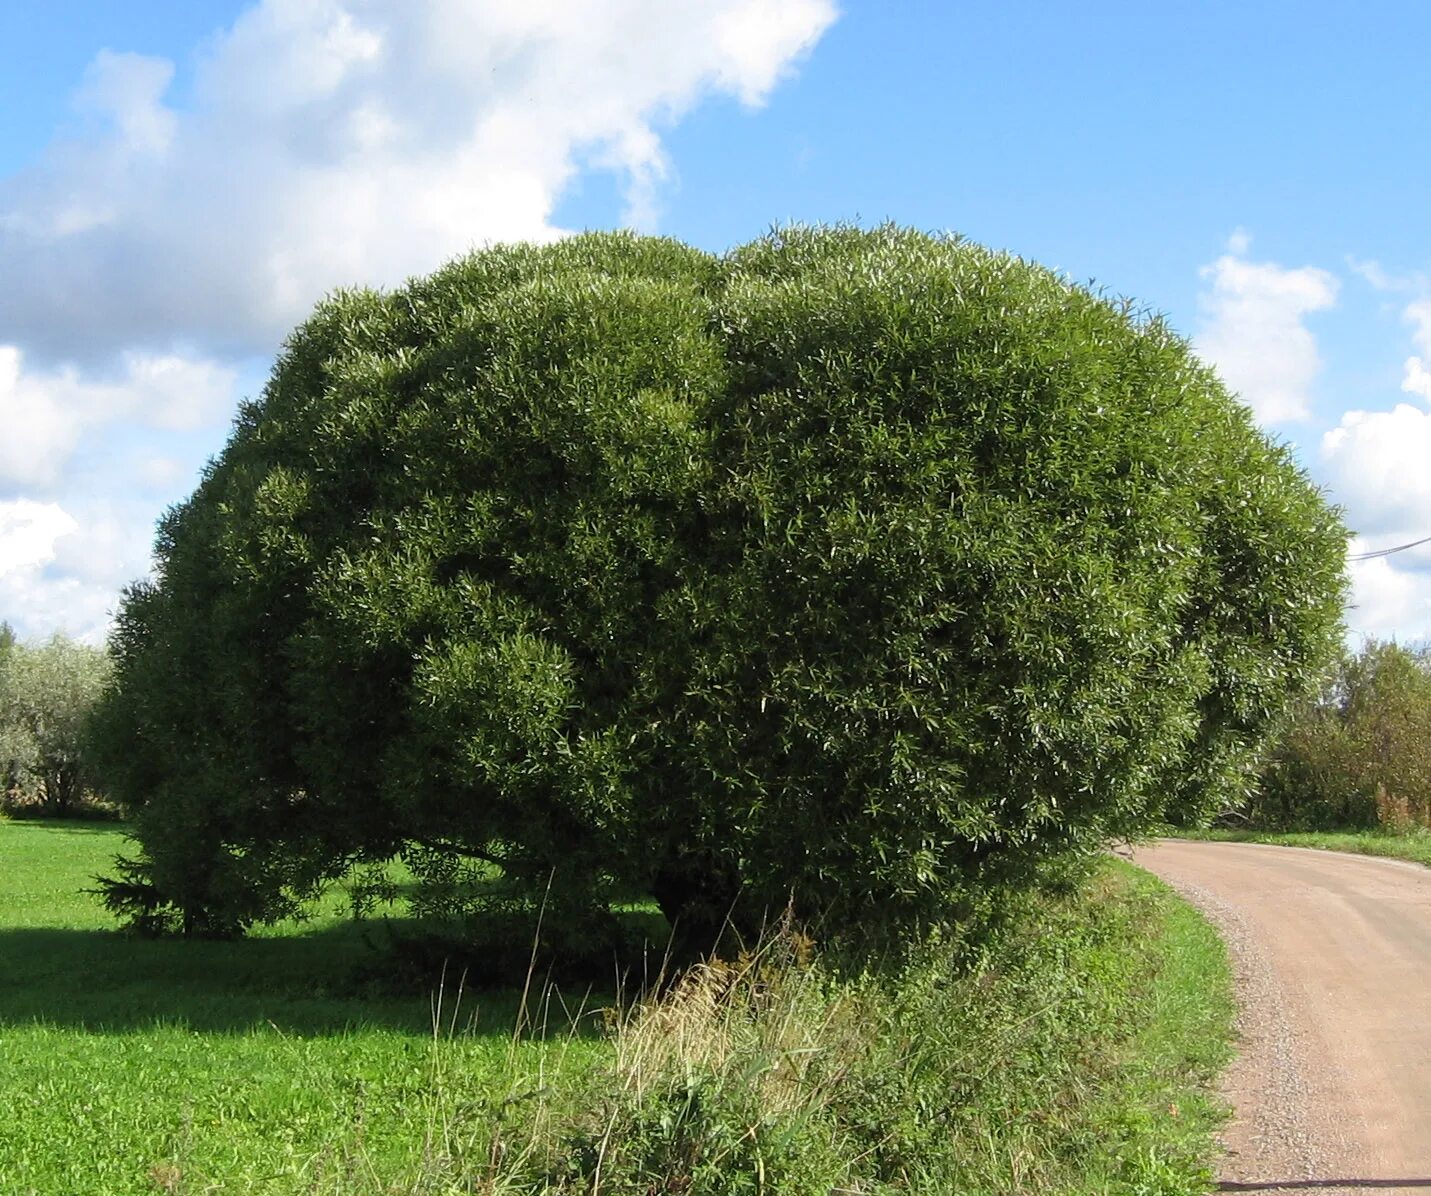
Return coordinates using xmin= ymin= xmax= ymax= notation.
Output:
xmin=1133 ymin=840 xmax=1431 ymax=1195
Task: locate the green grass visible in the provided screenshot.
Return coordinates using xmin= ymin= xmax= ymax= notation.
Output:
xmin=1068 ymin=861 xmax=1237 ymax=1194
xmin=421 ymin=859 xmax=1235 ymax=1194
xmin=0 ymin=821 xmax=1234 ymax=1194
xmin=0 ymin=820 xmax=605 ymax=1195
xmin=905 ymin=860 xmax=1236 ymax=1195
xmin=1178 ymin=826 xmax=1431 ymax=868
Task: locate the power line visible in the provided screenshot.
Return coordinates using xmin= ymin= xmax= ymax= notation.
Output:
xmin=1348 ymin=533 xmax=1431 ymax=561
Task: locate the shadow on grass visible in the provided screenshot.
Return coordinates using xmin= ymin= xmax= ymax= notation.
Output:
xmin=0 ymin=921 xmax=613 ymax=1041
xmin=0 ymin=816 xmax=129 ymax=834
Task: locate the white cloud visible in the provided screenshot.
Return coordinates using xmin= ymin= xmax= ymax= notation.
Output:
xmin=0 ymin=500 xmax=112 ymax=644
xmin=0 ymin=0 xmax=837 ymax=642
xmin=1322 ymin=403 xmax=1431 ymax=539
xmin=1401 ymin=299 xmax=1431 ymax=401
xmin=1404 ymin=358 xmax=1431 ymax=401
xmin=0 ymin=347 xmax=84 ymax=487
xmin=1347 ymin=256 xmax=1393 ymax=291
xmin=1194 ymin=233 xmax=1338 ymax=425
xmin=0 ymin=566 xmax=121 ymax=647
xmin=0 ymin=344 xmax=237 ymax=487
xmin=0 ymin=0 xmax=838 ymax=362
xmin=1346 ymin=544 xmax=1431 ymax=647
xmin=1346 ymin=256 xmax=1428 ymax=295
xmin=0 ymin=500 xmax=78 ymax=576
xmin=0 ymin=497 xmax=162 ymax=643
xmin=710 ymin=0 xmax=836 ymax=105
xmin=75 ymin=51 xmax=180 ymax=159
xmin=1317 ymin=285 xmax=1431 ymax=646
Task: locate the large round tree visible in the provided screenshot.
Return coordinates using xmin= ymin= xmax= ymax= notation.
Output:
xmin=95 ymin=226 xmax=1346 ymax=943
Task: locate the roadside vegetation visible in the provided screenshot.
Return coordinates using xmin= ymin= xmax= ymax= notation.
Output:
xmin=1188 ymin=640 xmax=1431 ymax=868
xmin=1184 ymin=828 xmax=1431 ymax=869
xmin=1244 ymin=638 xmax=1431 ymax=833
xmin=2 ymin=225 xmax=1343 ymax=1190
xmin=382 ymin=859 xmax=1234 ymax=1195
xmin=1 ymin=820 xmax=1232 ymax=1194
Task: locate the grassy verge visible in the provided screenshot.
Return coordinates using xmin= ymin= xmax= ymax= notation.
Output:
xmin=1 ymin=820 xmax=1233 ymax=1194
xmin=366 ymin=859 xmax=1234 ymax=1194
xmin=1178 ymin=826 xmax=1431 ymax=869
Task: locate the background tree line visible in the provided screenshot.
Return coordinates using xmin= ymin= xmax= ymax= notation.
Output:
xmin=0 ymin=623 xmax=112 ymax=817
xmin=1246 ymin=638 xmax=1431 ymax=833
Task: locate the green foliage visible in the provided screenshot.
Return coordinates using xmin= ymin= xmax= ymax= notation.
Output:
xmin=1247 ymin=639 xmax=1431 ymax=831
xmin=1186 ymin=826 xmax=1431 ymax=867
xmin=0 ymin=633 xmax=112 ymax=816
xmin=96 ymin=225 xmax=1346 ymax=944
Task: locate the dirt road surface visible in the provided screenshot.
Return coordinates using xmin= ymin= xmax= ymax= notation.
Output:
xmin=1133 ymin=840 xmax=1431 ymax=1195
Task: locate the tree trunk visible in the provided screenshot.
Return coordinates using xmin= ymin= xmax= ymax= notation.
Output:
xmin=651 ymin=859 xmax=746 ymax=963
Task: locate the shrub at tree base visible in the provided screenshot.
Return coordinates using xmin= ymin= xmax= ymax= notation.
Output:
xmin=93 ymin=226 xmax=1346 ymax=948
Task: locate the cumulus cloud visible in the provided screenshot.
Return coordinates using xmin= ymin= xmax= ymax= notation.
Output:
xmin=1346 ymin=545 xmax=1431 ymax=647
xmin=0 ymin=495 xmax=174 ymax=643
xmin=0 ymin=0 xmax=838 ymax=363
xmin=1323 ymin=295 xmax=1431 ymax=539
xmin=0 ymin=344 xmax=237 ymax=487
xmin=1194 ymin=233 xmax=1338 ymax=425
xmin=0 ymin=500 xmax=78 ymax=576
xmin=1320 ymin=294 xmax=1431 ymax=646
xmin=0 ymin=0 xmax=837 ymax=641
xmin=1323 ymin=403 xmax=1431 ymax=539
xmin=75 ymin=51 xmax=180 ymax=159
xmin=1402 ymin=299 xmax=1431 ymax=401
xmin=0 ymin=499 xmax=115 ymax=644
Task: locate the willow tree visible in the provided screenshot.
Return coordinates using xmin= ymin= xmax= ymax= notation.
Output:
xmin=94 ymin=226 xmax=1346 ymax=944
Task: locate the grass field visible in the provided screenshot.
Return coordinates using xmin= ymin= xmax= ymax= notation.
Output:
xmin=0 ymin=820 xmax=603 ymax=1195
xmin=1179 ymin=827 xmax=1431 ymax=869
xmin=1 ymin=819 xmax=1234 ymax=1194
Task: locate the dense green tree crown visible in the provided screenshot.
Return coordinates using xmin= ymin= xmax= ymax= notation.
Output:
xmin=95 ymin=226 xmax=1346 ymax=941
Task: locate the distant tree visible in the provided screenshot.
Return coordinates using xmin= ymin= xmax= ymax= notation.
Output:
xmin=0 ymin=622 xmax=15 ymax=795
xmin=1250 ymin=640 xmax=1431 ymax=831
xmin=0 ymin=635 xmax=112 ymax=816
xmin=95 ymin=226 xmax=1346 ymax=946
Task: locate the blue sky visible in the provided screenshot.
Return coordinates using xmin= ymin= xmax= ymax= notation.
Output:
xmin=2 ymin=0 xmax=1429 ymax=643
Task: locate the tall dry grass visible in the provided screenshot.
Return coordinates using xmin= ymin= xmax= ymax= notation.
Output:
xmin=340 ymin=863 xmax=1231 ymax=1196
